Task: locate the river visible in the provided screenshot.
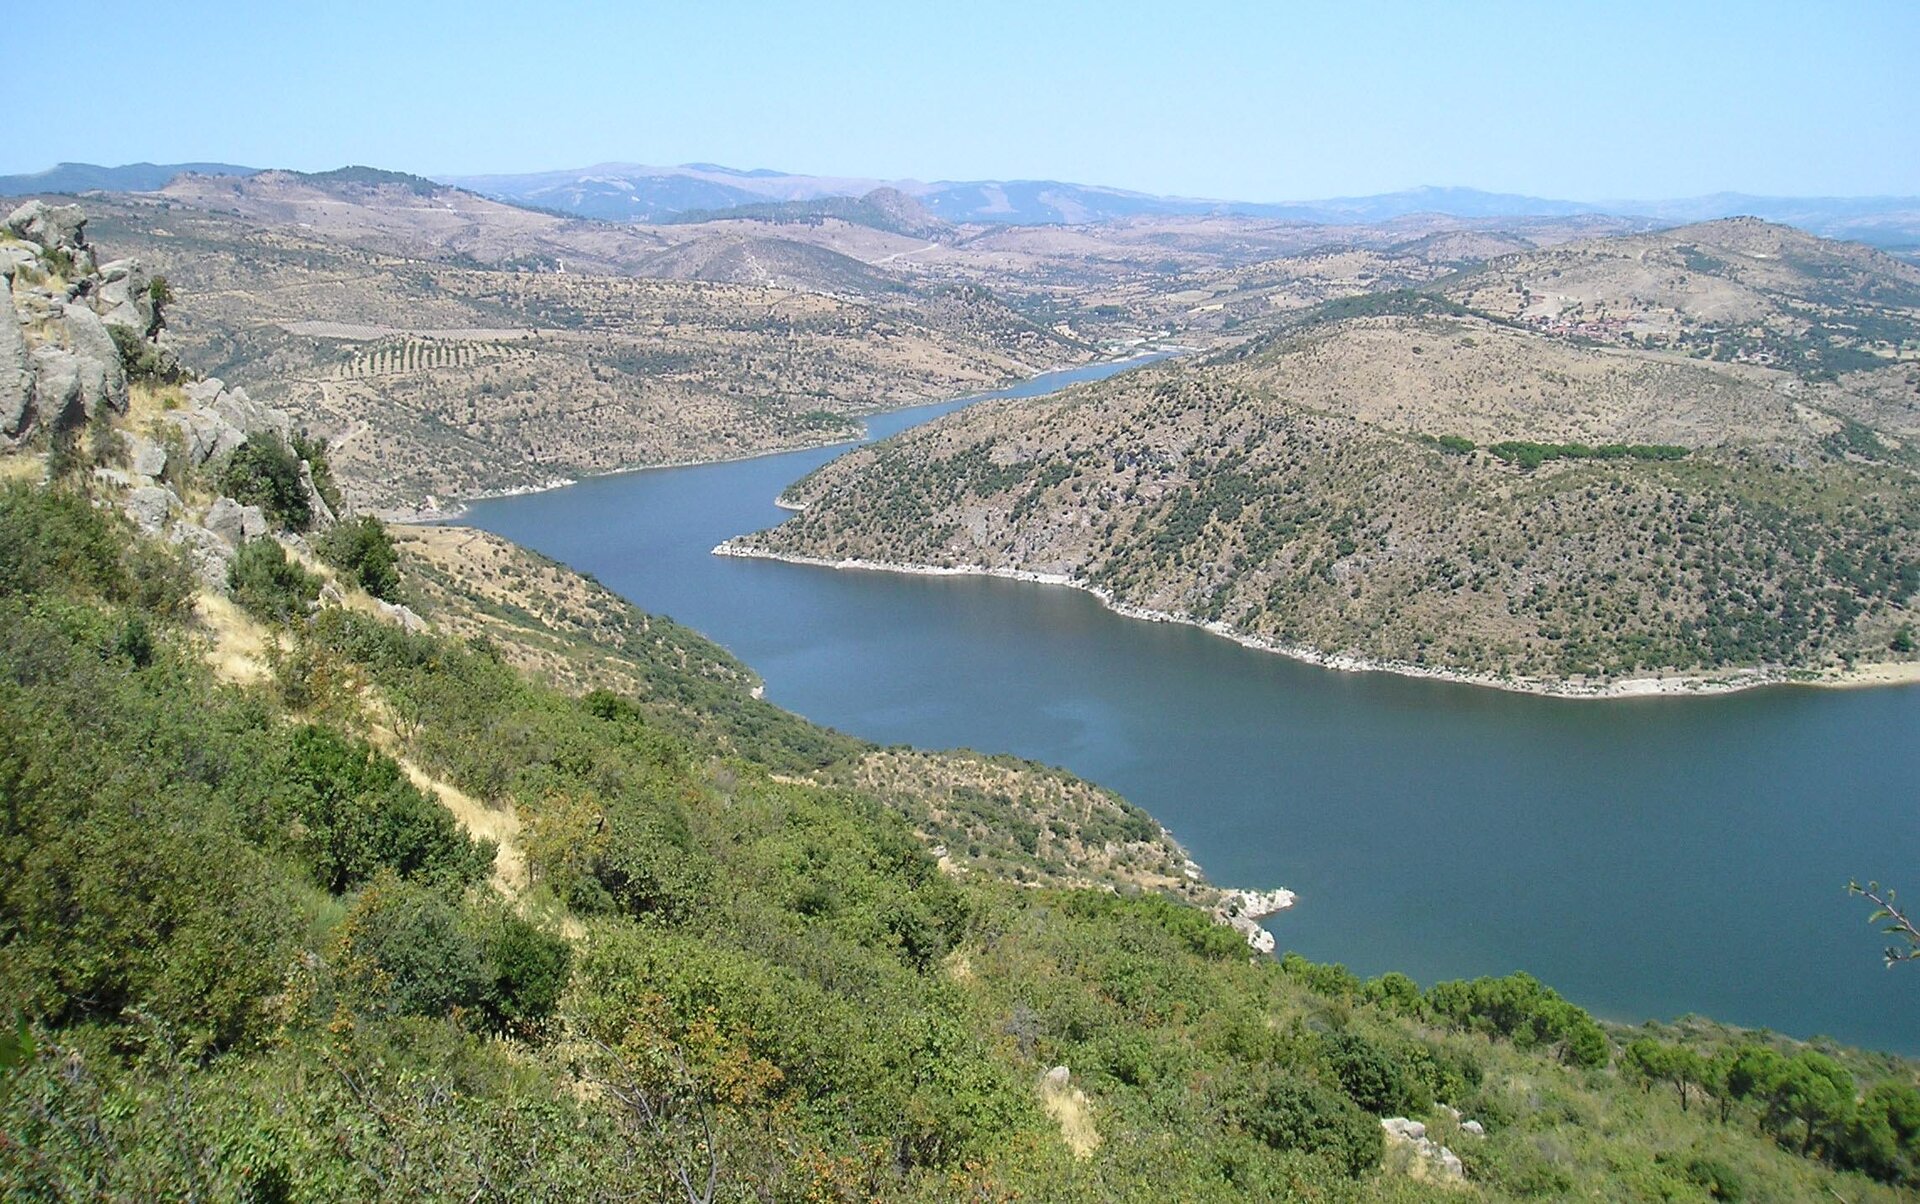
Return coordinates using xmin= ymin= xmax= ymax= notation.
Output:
xmin=458 ymin=358 xmax=1920 ymax=1054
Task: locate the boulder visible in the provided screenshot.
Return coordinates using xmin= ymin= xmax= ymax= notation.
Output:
xmin=375 ymin=598 xmax=427 ymax=633
xmin=300 ymin=458 xmax=336 ymax=529
xmin=92 ymin=257 xmax=155 ymax=334
xmin=59 ymin=303 xmax=127 ymax=413
xmin=1382 ymin=1117 xmax=1466 ymax=1184
xmin=0 ymin=243 xmax=36 ymax=280
xmin=169 ymin=522 xmax=232 ymax=586
xmin=28 ymin=347 xmax=91 ymax=432
xmin=0 ymin=288 xmax=29 ymax=441
xmin=124 ymin=484 xmax=180 ymax=533
xmin=1460 ymin=1119 xmax=1484 ymax=1137
xmin=6 ymin=200 xmax=88 ymax=253
xmin=125 ymin=431 xmax=168 ymax=479
xmin=204 ymin=496 xmax=268 ymax=545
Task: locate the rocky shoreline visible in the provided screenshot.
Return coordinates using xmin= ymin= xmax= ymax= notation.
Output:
xmin=710 ymin=544 xmax=1920 ymax=700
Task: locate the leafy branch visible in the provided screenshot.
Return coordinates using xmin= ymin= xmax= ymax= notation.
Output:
xmin=1849 ymin=880 xmax=1920 ymax=966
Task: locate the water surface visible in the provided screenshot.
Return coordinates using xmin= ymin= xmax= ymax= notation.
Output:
xmin=462 ymin=360 xmax=1920 ymax=1053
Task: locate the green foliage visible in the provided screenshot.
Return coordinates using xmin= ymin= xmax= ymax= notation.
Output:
xmin=5 ymin=471 xmax=1919 ymax=1200
xmin=1487 ymin=440 xmax=1690 ymax=470
xmin=270 ymin=724 xmax=493 ymax=893
xmin=1424 ymin=972 xmax=1610 ymax=1067
xmin=227 ymin=536 xmax=321 ymax=623
xmin=1242 ymin=1073 xmax=1385 ymax=1177
xmin=470 ymin=905 xmax=571 ymax=1034
xmin=316 ymin=514 xmax=401 ymax=599
xmin=218 ymin=432 xmax=312 ymax=530
xmin=337 ymin=875 xmax=490 ymax=1019
xmin=105 ymin=323 xmax=181 ymax=383
xmin=1321 ymin=1030 xmax=1417 ymax=1115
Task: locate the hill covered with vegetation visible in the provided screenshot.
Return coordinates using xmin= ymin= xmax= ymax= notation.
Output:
xmin=3 ymin=415 xmax=1920 ymax=1200
xmin=735 ymin=225 xmax=1920 ymax=692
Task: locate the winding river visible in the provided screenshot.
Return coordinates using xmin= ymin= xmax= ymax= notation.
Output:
xmin=459 ymin=359 xmax=1920 ymax=1054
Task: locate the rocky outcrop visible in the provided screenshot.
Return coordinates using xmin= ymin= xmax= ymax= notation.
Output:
xmin=3 ymin=199 xmax=141 ymax=445
xmin=1382 ymin=1117 xmax=1466 ymax=1183
xmin=93 ymin=257 xmax=155 ymax=335
xmin=1212 ymin=887 xmax=1296 ymax=954
xmin=5 ymin=201 xmax=93 ymax=274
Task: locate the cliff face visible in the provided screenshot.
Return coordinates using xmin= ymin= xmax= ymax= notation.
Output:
xmin=4 ymin=202 xmax=334 ymax=585
xmin=1 ymin=199 xmax=168 ymax=444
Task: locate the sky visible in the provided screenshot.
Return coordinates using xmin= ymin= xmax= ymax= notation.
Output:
xmin=5 ymin=0 xmax=1917 ymax=201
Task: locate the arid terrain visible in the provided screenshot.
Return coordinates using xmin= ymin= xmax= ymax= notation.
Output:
xmin=733 ymin=221 xmax=1920 ymax=689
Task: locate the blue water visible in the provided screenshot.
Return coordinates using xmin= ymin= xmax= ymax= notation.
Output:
xmin=461 ymin=359 xmax=1920 ymax=1054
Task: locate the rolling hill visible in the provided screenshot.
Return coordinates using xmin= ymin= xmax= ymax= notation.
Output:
xmin=728 ymin=223 xmax=1920 ymax=692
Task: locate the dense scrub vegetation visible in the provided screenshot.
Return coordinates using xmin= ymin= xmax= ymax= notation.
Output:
xmin=3 ymin=478 xmax=1919 ymax=1200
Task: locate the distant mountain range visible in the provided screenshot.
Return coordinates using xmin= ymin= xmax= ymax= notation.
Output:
xmin=0 ymin=160 xmax=256 ymax=195
xmin=5 ymin=160 xmax=1918 ymax=246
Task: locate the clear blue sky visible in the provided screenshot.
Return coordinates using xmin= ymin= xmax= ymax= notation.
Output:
xmin=7 ymin=0 xmax=1916 ymax=200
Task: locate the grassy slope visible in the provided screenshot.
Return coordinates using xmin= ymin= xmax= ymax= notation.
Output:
xmin=2 ymin=473 xmax=1917 ymax=1201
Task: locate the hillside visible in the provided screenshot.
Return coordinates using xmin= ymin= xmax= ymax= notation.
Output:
xmin=731 ymin=228 xmax=1920 ymax=692
xmin=50 ymin=195 xmax=1084 ymax=512
xmin=1443 ymin=217 xmax=1920 ymax=378
xmin=11 ymin=214 xmax=1920 ymax=1198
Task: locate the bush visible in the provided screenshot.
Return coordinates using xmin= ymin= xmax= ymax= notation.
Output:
xmin=336 ymin=876 xmax=490 ymax=1019
xmin=318 ymin=515 xmax=401 ymax=600
xmin=227 ymin=537 xmax=321 ymax=624
xmin=272 ymin=724 xmax=494 ymax=893
xmin=106 ymin=324 xmax=181 ymax=384
xmin=471 ymin=906 xmax=571 ymax=1034
xmin=219 ymin=433 xmax=311 ymax=531
xmin=1321 ymin=1031 xmax=1415 ymax=1115
xmin=1243 ymin=1073 xmax=1384 ymax=1177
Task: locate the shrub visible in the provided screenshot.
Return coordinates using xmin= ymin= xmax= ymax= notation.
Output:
xmin=272 ymin=724 xmax=493 ymax=893
xmin=471 ymin=906 xmax=572 ymax=1034
xmin=1321 ymin=1031 xmax=1415 ymax=1115
xmin=219 ymin=433 xmax=311 ymax=531
xmin=227 ymin=537 xmax=320 ymax=624
xmin=317 ymin=515 xmax=401 ymax=600
xmin=1243 ymin=1073 xmax=1384 ymax=1177
xmin=336 ymin=876 xmax=489 ymax=1019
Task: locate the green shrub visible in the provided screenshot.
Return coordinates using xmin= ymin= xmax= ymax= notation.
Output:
xmin=1242 ymin=1072 xmax=1384 ymax=1177
xmin=470 ymin=906 xmax=571 ymax=1034
xmin=1682 ymin=1154 xmax=1745 ymax=1200
xmin=271 ymin=724 xmax=493 ymax=893
xmin=219 ymin=433 xmax=311 ymax=531
xmin=1321 ymin=1031 xmax=1415 ymax=1115
xmin=337 ymin=876 xmax=490 ymax=1019
xmin=317 ymin=515 xmax=401 ymax=600
xmin=106 ymin=324 xmax=181 ymax=384
xmin=227 ymin=537 xmax=320 ymax=624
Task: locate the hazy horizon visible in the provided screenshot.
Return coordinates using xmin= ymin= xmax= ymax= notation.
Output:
xmin=5 ymin=0 xmax=1915 ymax=201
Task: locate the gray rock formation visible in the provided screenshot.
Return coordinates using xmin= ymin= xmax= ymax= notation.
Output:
xmin=92 ymin=258 xmax=155 ymax=334
xmin=1382 ymin=1117 xmax=1465 ymax=1182
xmin=299 ymin=458 xmax=336 ymax=529
xmin=27 ymin=347 xmax=92 ymax=433
xmin=124 ymin=484 xmax=180 ymax=533
xmin=204 ymin=496 xmax=268 ymax=545
xmin=58 ymin=303 xmax=127 ymax=411
xmin=5 ymin=201 xmax=93 ymax=275
xmin=125 ymin=431 xmax=168 ymax=479
xmin=1 ymin=288 xmax=29 ymax=441
xmin=169 ymin=522 xmax=233 ymax=586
